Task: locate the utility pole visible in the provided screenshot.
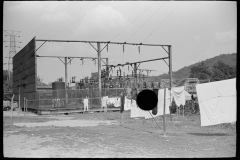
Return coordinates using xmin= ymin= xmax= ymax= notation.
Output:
xmin=4 ymin=30 xmax=21 ymax=84
xmin=65 ymin=57 xmax=68 ymax=105
xmin=97 ymin=42 xmax=102 ymax=108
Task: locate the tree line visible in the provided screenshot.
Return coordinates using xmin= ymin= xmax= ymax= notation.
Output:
xmin=189 ymin=60 xmax=236 ymax=81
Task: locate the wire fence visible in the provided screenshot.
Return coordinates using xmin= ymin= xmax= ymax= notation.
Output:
xmin=26 ymin=88 xmax=125 ymax=112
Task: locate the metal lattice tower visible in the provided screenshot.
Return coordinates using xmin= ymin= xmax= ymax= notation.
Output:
xmin=4 ymin=30 xmax=21 ymax=82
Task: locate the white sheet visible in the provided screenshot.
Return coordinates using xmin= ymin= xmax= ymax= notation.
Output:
xmin=144 ymin=88 xmax=171 ymax=119
xmin=196 ymin=78 xmax=236 ymax=126
xmin=124 ymin=97 xmax=132 ymax=111
xmin=171 ymin=86 xmax=185 ymax=106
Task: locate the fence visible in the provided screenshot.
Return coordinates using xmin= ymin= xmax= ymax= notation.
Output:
xmin=26 ymin=88 xmax=125 ymax=112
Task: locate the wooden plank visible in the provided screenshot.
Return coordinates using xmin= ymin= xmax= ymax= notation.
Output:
xmin=26 ymin=92 xmax=37 ymax=100
xmin=27 ymin=74 xmax=36 ymax=84
xmin=21 ymin=66 xmax=36 ymax=79
xmin=13 ymin=50 xmax=22 ymax=63
xmin=27 ymin=48 xmax=35 ymax=60
xmin=13 ymin=87 xmax=19 ymax=95
xmin=13 ymin=65 xmax=22 ymax=76
xmin=22 ymin=74 xmax=36 ymax=85
xmin=28 ymin=38 xmax=35 ymax=51
xmin=22 ymin=60 xmax=28 ymax=71
xmin=13 ymin=79 xmax=20 ymax=88
xmin=23 ymin=83 xmax=37 ymax=93
xmin=21 ymin=45 xmax=28 ymax=56
xmin=22 ymin=53 xmax=28 ymax=63
xmin=27 ymin=65 xmax=36 ymax=76
xmin=13 ymin=58 xmax=22 ymax=70
xmin=27 ymin=57 xmax=36 ymax=69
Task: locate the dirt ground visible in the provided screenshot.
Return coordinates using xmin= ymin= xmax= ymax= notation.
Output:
xmin=3 ymin=110 xmax=236 ymax=158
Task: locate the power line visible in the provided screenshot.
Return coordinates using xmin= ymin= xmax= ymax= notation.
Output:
xmin=41 ymin=2 xmax=91 ymax=38
xmin=23 ymin=3 xmax=71 ymax=37
xmin=110 ymin=1 xmax=156 ymax=42
xmin=49 ymin=2 xmax=101 ymax=39
xmin=126 ymin=2 xmax=166 ymax=42
xmin=142 ymin=2 xmax=182 ymax=43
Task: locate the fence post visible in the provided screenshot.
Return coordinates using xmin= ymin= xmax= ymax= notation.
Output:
xmin=11 ymin=94 xmax=15 ymax=129
xmin=18 ymin=86 xmax=20 ymax=118
xmin=183 ymin=105 xmax=184 ymax=117
xmin=38 ymin=92 xmax=40 ymax=115
xmin=26 ymin=99 xmax=28 ymax=117
xmin=24 ymin=97 xmax=25 ymax=119
xmin=163 ymin=87 xmax=166 ymax=136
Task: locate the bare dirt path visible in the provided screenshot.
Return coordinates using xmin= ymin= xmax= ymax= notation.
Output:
xmin=3 ymin=111 xmax=236 ymax=158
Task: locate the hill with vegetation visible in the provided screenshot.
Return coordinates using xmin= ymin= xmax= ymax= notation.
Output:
xmin=148 ymin=53 xmax=236 ymax=81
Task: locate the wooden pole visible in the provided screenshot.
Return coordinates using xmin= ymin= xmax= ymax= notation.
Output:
xmin=163 ymin=87 xmax=166 ymax=136
xmin=183 ymin=105 xmax=184 ymax=117
xmin=11 ymin=94 xmax=14 ymax=129
xmin=24 ymin=97 xmax=25 ymax=119
xmin=65 ymin=57 xmax=68 ymax=105
xmin=18 ymin=86 xmax=20 ymax=118
xmin=97 ymin=42 xmax=102 ymax=110
xmin=134 ymin=63 xmax=137 ymax=89
xmin=168 ymin=45 xmax=172 ymax=122
xmin=26 ymin=99 xmax=28 ymax=117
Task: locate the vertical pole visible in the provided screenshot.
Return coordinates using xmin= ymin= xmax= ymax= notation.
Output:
xmin=26 ymin=99 xmax=28 ymax=117
xmin=18 ymin=86 xmax=20 ymax=118
xmin=24 ymin=97 xmax=25 ymax=119
xmin=163 ymin=87 xmax=166 ymax=136
xmin=183 ymin=105 xmax=184 ymax=117
xmin=97 ymin=42 xmax=102 ymax=109
xmin=65 ymin=57 xmax=68 ymax=105
xmin=38 ymin=92 xmax=40 ymax=114
xmin=11 ymin=94 xmax=14 ymax=129
xmin=75 ymin=88 xmax=78 ymax=106
xmin=168 ymin=45 xmax=172 ymax=122
xmin=106 ymin=58 xmax=109 ymax=78
xmin=134 ymin=63 xmax=137 ymax=88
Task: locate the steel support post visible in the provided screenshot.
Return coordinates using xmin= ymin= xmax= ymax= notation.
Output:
xmin=97 ymin=43 xmax=102 ymax=108
xmin=169 ymin=45 xmax=172 ymax=122
xmin=65 ymin=57 xmax=68 ymax=105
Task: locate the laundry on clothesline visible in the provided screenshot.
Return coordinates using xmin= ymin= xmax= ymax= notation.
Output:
xmin=196 ymin=78 xmax=236 ymax=126
xmin=171 ymin=86 xmax=186 ymax=107
xmin=83 ymin=97 xmax=89 ymax=111
xmin=101 ymin=96 xmax=108 ymax=109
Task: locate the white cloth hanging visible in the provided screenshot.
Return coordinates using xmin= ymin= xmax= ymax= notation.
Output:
xmin=196 ymin=78 xmax=236 ymax=126
xmin=144 ymin=88 xmax=170 ymax=119
xmin=101 ymin=96 xmax=108 ymax=109
xmin=130 ymin=99 xmax=143 ymax=118
xmin=171 ymin=86 xmax=186 ymax=107
xmin=124 ymin=96 xmax=132 ymax=111
xmin=83 ymin=98 xmax=89 ymax=111
xmin=114 ymin=97 xmax=121 ymax=107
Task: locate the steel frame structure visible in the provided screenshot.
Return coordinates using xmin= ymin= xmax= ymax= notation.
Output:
xmin=35 ymin=39 xmax=172 ymax=111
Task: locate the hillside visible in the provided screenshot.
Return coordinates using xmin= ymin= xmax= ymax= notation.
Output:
xmin=149 ymin=53 xmax=237 ymax=81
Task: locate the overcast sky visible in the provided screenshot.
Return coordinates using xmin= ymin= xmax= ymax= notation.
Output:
xmin=3 ymin=1 xmax=237 ymax=85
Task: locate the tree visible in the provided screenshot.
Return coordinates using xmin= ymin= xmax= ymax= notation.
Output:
xmin=37 ymin=75 xmax=48 ymax=86
xmin=211 ymin=61 xmax=236 ymax=81
xmin=189 ymin=62 xmax=212 ymax=79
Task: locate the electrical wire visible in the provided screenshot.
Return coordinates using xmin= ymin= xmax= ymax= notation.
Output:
xmin=23 ymin=3 xmax=71 ymax=37
xmin=41 ymin=2 xmax=90 ymax=38
xmin=126 ymin=2 xmax=166 ymax=42
xmin=50 ymin=2 xmax=101 ymax=39
xmin=142 ymin=2 xmax=182 ymax=43
xmin=110 ymin=1 xmax=156 ymax=42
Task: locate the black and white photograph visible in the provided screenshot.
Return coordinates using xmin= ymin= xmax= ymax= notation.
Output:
xmin=3 ymin=1 xmax=236 ymax=158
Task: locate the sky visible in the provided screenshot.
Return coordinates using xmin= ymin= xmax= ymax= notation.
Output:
xmin=3 ymin=1 xmax=237 ymax=85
